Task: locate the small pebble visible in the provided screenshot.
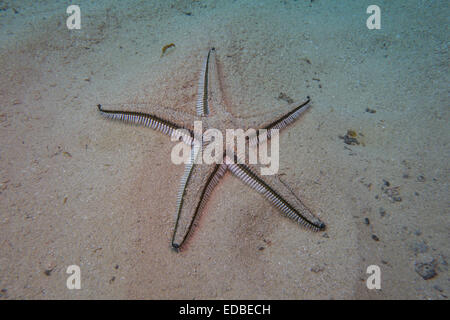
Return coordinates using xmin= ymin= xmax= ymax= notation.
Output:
xmin=342 ymin=135 xmax=359 ymax=145
xmin=371 ymin=234 xmax=380 ymax=241
xmin=379 ymin=207 xmax=386 ymax=217
xmin=310 ymin=265 xmax=324 ymax=273
xmin=417 ymin=175 xmax=426 ymax=182
xmin=278 ymin=92 xmax=294 ymax=104
xmin=415 ymin=261 xmax=437 ymax=280
xmin=364 ymin=218 xmax=370 ymax=225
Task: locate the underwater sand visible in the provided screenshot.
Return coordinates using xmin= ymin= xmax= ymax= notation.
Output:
xmin=0 ymin=0 xmax=448 ymax=299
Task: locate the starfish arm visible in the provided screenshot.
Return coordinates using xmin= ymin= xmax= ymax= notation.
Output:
xmin=171 ymin=156 xmax=228 ymax=251
xmin=224 ymin=155 xmax=325 ymax=231
xmin=196 ymin=48 xmax=215 ymax=117
xmin=197 ymin=47 xmax=233 ymax=119
xmin=97 ymin=103 xmax=196 ymax=145
xmin=259 ymin=97 xmax=311 ymax=132
xmin=234 ymin=97 xmax=312 ymax=146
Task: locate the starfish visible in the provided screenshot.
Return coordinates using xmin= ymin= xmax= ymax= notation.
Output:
xmin=97 ymin=48 xmax=325 ymax=251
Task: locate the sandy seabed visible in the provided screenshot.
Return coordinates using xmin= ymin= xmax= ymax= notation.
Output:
xmin=0 ymin=0 xmax=448 ymax=299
